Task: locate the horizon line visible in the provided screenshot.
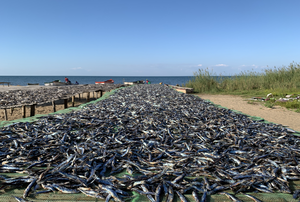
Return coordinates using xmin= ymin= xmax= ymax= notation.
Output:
xmin=0 ymin=75 xmax=196 ymax=77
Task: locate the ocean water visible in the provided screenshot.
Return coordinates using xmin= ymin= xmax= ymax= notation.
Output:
xmin=0 ymin=76 xmax=193 ymax=86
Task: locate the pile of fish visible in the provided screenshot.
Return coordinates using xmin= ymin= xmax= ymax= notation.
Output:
xmin=1 ymin=84 xmax=300 ymax=202
xmin=0 ymin=84 xmax=125 ymax=108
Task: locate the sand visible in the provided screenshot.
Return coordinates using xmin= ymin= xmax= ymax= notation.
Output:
xmin=197 ymin=94 xmax=300 ymax=132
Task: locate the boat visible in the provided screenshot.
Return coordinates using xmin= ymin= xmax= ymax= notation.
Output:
xmin=44 ymin=82 xmax=53 ymax=86
xmin=95 ymin=79 xmax=114 ymax=84
xmin=53 ymin=81 xmax=68 ymax=86
xmin=27 ymin=83 xmax=39 ymax=85
xmin=124 ymin=80 xmax=145 ymax=85
xmin=169 ymin=85 xmax=194 ymax=94
xmin=124 ymin=82 xmax=134 ymax=85
xmin=133 ymin=80 xmax=145 ymax=84
xmin=44 ymin=80 xmax=68 ymax=86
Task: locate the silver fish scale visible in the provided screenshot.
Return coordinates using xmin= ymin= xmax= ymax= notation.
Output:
xmin=0 ymin=84 xmax=299 ymax=201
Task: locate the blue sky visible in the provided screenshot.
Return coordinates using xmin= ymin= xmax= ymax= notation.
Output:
xmin=1 ymin=0 xmax=299 ymax=76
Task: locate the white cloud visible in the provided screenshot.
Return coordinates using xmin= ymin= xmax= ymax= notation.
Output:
xmin=240 ymin=64 xmax=259 ymax=68
xmin=72 ymin=67 xmax=82 ymax=70
xmin=251 ymin=64 xmax=259 ymax=68
xmin=215 ymin=64 xmax=228 ymax=67
xmin=197 ymin=64 xmax=202 ymax=67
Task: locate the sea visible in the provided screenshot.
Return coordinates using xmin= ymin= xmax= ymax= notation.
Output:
xmin=0 ymin=76 xmax=194 ymax=86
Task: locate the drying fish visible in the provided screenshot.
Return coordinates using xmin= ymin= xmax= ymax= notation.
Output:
xmin=0 ymin=84 xmax=300 ymax=202
xmin=52 ymin=184 xmax=80 ymax=194
xmin=192 ymin=190 xmax=201 ymax=202
xmin=242 ymin=193 xmax=263 ymax=202
xmin=220 ymin=192 xmax=242 ymax=202
xmin=175 ymin=190 xmax=188 ymax=202
xmin=12 ymin=196 xmax=33 ymax=202
xmin=0 ymin=84 xmax=124 ymax=108
xmin=78 ymin=187 xmax=105 ymax=199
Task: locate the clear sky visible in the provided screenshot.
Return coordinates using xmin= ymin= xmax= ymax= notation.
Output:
xmin=1 ymin=0 xmax=299 ymax=76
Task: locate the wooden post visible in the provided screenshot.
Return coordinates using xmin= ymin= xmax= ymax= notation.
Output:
xmin=30 ymin=104 xmax=36 ymax=117
xmin=78 ymin=94 xmax=81 ymax=100
xmin=86 ymin=92 xmax=90 ymax=102
xmin=64 ymin=99 xmax=68 ymax=109
xmin=93 ymin=92 xmax=95 ymax=98
xmin=22 ymin=106 xmax=26 ymax=118
xmin=4 ymin=108 xmax=8 ymax=121
xmin=52 ymin=100 xmax=56 ymax=112
xmin=10 ymin=107 xmax=14 ymax=115
xmin=100 ymin=90 xmax=103 ymax=97
xmin=72 ymin=96 xmax=75 ymax=107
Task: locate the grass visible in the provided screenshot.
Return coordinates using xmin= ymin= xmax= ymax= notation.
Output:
xmin=185 ymin=62 xmax=300 ymax=112
xmin=247 ymin=100 xmax=257 ymax=105
xmin=275 ymin=100 xmax=300 ymax=109
xmin=264 ymin=101 xmax=275 ymax=108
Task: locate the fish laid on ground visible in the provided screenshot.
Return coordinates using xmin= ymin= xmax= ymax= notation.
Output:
xmin=1 ymin=84 xmax=300 ymax=202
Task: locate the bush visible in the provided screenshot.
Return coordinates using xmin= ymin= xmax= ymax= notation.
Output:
xmin=186 ymin=62 xmax=300 ymax=94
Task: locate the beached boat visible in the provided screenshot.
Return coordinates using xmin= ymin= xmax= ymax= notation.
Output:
xmin=124 ymin=82 xmax=134 ymax=85
xmin=44 ymin=82 xmax=53 ymax=86
xmin=27 ymin=83 xmax=39 ymax=85
xmin=124 ymin=80 xmax=145 ymax=85
xmin=53 ymin=81 xmax=68 ymax=86
xmin=134 ymin=80 xmax=145 ymax=84
xmin=44 ymin=80 xmax=68 ymax=86
xmin=168 ymin=84 xmax=194 ymax=94
xmin=95 ymin=79 xmax=114 ymax=84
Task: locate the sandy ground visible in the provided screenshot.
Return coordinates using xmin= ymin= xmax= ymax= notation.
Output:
xmin=197 ymin=94 xmax=300 ymax=132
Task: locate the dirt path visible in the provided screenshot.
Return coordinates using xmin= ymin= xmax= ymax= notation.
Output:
xmin=196 ymin=94 xmax=300 ymax=132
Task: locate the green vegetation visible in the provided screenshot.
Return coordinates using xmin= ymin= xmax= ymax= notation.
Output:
xmin=264 ymin=101 xmax=275 ymax=108
xmin=185 ymin=62 xmax=300 ymax=111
